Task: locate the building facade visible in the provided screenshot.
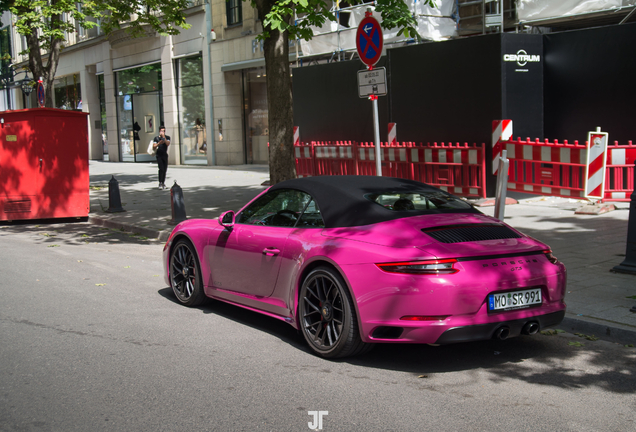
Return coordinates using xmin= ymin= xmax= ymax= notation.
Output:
xmin=1 ymin=0 xmax=634 ymax=166
xmin=1 ymin=1 xmax=275 ymax=166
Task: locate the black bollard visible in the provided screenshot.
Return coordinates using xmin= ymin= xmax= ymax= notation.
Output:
xmin=612 ymin=161 xmax=636 ymax=276
xmin=105 ymin=175 xmax=125 ymax=213
xmin=169 ymin=181 xmax=187 ymax=225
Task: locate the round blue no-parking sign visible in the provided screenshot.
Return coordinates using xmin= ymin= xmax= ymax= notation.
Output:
xmin=356 ymin=16 xmax=383 ymax=67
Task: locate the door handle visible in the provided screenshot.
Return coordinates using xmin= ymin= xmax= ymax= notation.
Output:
xmin=262 ymin=248 xmax=280 ymax=256
xmin=39 ymin=158 xmax=42 ymax=169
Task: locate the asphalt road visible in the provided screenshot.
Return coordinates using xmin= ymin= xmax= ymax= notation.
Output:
xmin=1 ymin=221 xmax=635 ymax=432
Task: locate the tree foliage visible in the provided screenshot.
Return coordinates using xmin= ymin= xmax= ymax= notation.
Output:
xmin=0 ymin=0 xmax=192 ymax=106
xmin=257 ymin=0 xmax=436 ymax=42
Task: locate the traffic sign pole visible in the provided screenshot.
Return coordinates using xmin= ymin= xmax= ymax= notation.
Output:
xmin=356 ymin=11 xmax=384 ymax=176
xmin=372 ymin=92 xmax=381 ymax=176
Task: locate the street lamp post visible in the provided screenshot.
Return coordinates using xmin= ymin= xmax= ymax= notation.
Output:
xmin=21 ymin=79 xmax=33 ymax=96
xmin=20 ymin=78 xmax=34 ymax=107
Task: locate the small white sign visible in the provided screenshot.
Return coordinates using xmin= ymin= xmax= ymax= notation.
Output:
xmin=358 ymin=67 xmax=387 ymax=98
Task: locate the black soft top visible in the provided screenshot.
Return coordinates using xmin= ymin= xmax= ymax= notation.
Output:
xmin=268 ymin=175 xmax=477 ymax=228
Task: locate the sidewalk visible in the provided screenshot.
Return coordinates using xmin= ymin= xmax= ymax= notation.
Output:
xmin=88 ymin=161 xmax=636 ymax=344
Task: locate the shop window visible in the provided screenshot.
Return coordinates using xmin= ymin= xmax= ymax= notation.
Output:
xmin=115 ymin=63 xmax=163 ymax=162
xmin=243 ymin=67 xmax=268 ymax=164
xmin=98 ymin=75 xmax=108 ymax=161
xmin=53 ymin=74 xmax=81 ymax=110
xmin=117 ymin=63 xmax=162 ymax=95
xmin=177 ymin=55 xmax=206 ymax=165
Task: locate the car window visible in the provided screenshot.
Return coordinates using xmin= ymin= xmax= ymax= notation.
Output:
xmin=366 ymin=191 xmax=473 ymax=211
xmin=238 ymin=189 xmax=316 ymax=227
xmin=296 ymin=199 xmax=325 ymax=228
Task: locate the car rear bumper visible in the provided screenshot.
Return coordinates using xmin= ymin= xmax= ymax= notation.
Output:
xmin=433 ymin=309 xmax=565 ymax=344
xmin=362 ymin=303 xmax=566 ymax=344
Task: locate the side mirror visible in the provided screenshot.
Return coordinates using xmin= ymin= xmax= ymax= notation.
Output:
xmin=219 ymin=210 xmax=235 ymax=229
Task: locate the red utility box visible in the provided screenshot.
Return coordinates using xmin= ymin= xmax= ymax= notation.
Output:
xmin=0 ymin=108 xmax=89 ymax=221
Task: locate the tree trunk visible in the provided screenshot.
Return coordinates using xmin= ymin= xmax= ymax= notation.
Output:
xmin=25 ymin=21 xmax=61 ymax=108
xmin=263 ymin=28 xmax=296 ymax=184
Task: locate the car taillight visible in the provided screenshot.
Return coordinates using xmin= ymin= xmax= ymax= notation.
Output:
xmin=543 ymin=250 xmax=559 ymax=264
xmin=376 ymin=259 xmax=459 ymax=275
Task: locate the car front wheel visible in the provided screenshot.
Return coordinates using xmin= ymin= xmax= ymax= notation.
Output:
xmin=299 ymin=266 xmax=370 ymax=358
xmin=170 ymin=239 xmax=206 ymax=307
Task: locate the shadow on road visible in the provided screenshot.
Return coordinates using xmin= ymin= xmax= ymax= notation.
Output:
xmin=157 ymin=287 xmax=306 ymax=349
xmin=0 ymin=220 xmax=162 ymax=246
xmin=157 ymin=287 xmax=635 ymax=395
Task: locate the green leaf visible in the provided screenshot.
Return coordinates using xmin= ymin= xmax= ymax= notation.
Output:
xmin=540 ymin=329 xmax=559 ymax=336
xmin=568 ymin=341 xmax=584 ymax=347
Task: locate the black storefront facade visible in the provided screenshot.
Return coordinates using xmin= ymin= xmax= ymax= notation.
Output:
xmin=292 ymin=22 xmax=636 ymax=195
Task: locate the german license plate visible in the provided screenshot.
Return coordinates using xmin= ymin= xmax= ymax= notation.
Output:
xmin=488 ymin=288 xmax=542 ymax=312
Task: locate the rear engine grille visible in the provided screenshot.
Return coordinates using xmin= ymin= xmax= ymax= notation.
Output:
xmin=422 ymin=224 xmax=522 ymax=243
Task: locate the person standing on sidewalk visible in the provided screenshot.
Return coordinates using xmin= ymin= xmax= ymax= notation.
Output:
xmin=153 ymin=126 xmax=171 ymax=189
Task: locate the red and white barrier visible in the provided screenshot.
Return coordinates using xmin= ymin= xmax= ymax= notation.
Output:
xmin=503 ymin=137 xmax=587 ymax=198
xmin=357 ymin=142 xmax=410 ymax=177
xmin=294 ymin=141 xmax=314 ymax=178
xmin=604 ymin=141 xmax=636 ymax=201
xmin=292 ymin=123 xmax=634 ymax=201
xmin=313 ymin=141 xmax=357 ymax=176
xmin=492 ymin=120 xmax=513 ymax=175
xmin=584 ymin=128 xmax=609 ymax=199
xmin=388 ymin=123 xmax=397 ymax=146
xmin=411 ymin=142 xmax=486 ymax=197
xmin=292 ymin=140 xmax=486 ymax=198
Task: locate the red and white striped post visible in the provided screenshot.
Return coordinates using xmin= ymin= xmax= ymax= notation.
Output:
xmin=492 ymin=120 xmax=513 ymax=175
xmin=584 ymin=127 xmax=609 ymax=200
xmin=293 ymin=126 xmax=300 ymax=147
xmin=388 ymin=123 xmax=397 ymax=146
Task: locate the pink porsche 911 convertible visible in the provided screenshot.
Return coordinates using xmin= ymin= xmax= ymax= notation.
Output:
xmin=163 ymin=176 xmax=566 ymax=358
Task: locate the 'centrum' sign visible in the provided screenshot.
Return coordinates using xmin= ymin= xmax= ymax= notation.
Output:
xmin=503 ymin=49 xmax=541 ymax=67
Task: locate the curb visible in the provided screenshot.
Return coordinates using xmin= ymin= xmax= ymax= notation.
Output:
xmin=559 ymin=316 xmax=636 ymax=345
xmin=88 ymin=215 xmax=171 ymax=242
xmin=472 ymin=197 xmax=519 ymax=207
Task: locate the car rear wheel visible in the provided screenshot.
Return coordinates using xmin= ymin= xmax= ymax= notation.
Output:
xmin=170 ymin=239 xmax=206 ymax=307
xmin=299 ymin=266 xmax=370 ymax=358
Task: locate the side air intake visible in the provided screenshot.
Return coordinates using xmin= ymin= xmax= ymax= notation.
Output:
xmin=422 ymin=224 xmax=522 ymax=244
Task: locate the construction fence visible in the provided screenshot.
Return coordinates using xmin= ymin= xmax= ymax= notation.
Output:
xmin=293 ymin=121 xmax=635 ymax=202
xmin=295 ymin=140 xmax=487 ymax=198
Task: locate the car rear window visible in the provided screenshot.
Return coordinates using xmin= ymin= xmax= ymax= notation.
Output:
xmin=365 ymin=191 xmax=474 ymax=212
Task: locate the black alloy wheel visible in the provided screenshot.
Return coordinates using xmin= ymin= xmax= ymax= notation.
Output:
xmin=299 ymin=267 xmax=369 ymax=358
xmin=170 ymin=239 xmax=206 ymax=306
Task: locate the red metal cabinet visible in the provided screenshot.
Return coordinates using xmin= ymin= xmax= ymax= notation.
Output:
xmin=0 ymin=108 xmax=89 ymax=221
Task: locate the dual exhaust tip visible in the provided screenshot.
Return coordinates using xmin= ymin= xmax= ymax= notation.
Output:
xmin=494 ymin=322 xmax=539 ymax=340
